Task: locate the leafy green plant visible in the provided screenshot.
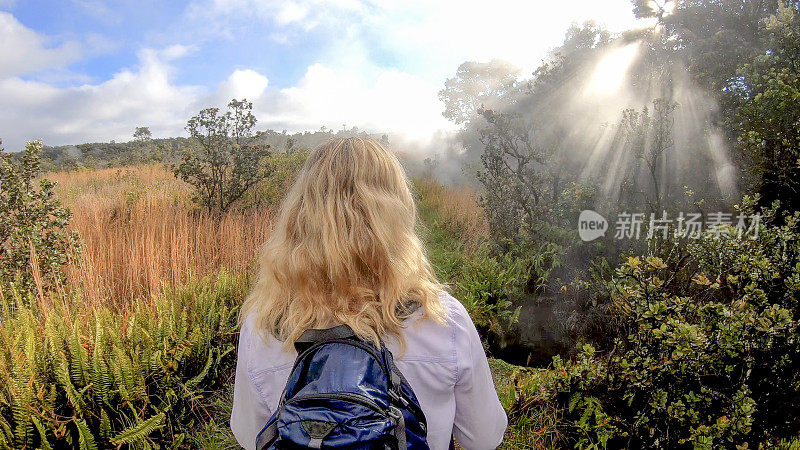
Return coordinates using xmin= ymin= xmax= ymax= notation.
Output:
xmin=240 ymin=150 xmax=310 ymax=209
xmin=490 ymin=358 xmax=565 ymax=450
xmin=453 ymin=243 xmax=528 ymax=333
xmin=731 ymin=2 xmax=800 ymax=213
xmin=0 ymin=270 xmax=243 ymax=448
xmin=548 ymin=198 xmax=800 ymax=448
xmin=0 ymin=140 xmax=80 ymax=296
xmin=173 ymin=99 xmax=274 ymax=214
xmin=414 ymin=179 xmax=526 ymax=333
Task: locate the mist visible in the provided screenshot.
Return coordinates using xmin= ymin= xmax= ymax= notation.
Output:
xmin=427 ymin=22 xmax=740 ymax=215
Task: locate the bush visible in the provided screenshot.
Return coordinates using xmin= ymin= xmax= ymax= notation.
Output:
xmin=240 ymin=150 xmax=309 ymax=209
xmin=0 ymin=140 xmax=79 ymax=295
xmin=0 ymin=271 xmax=243 ymax=448
xmin=173 ymin=99 xmax=274 ymax=214
xmin=414 ymin=178 xmax=528 ymax=334
xmin=452 ymin=243 xmax=526 ymax=333
xmin=490 ymin=358 xmax=566 ymax=449
xmin=551 ymin=198 xmax=800 ymax=448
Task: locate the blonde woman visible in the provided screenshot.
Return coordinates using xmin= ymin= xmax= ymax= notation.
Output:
xmin=230 ymin=137 xmax=507 ymax=449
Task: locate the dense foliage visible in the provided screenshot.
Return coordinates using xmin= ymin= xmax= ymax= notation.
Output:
xmin=34 ymin=126 xmax=383 ymax=173
xmin=5 ymin=1 xmax=800 ymax=448
xmin=731 ymin=2 xmax=800 ymax=212
xmin=239 ymin=150 xmax=311 ymax=210
xmin=0 ymin=272 xmax=242 ymax=449
xmin=0 ymin=140 xmax=79 ymax=295
xmin=173 ymin=99 xmax=274 ymax=214
xmin=429 ymin=2 xmax=800 ymax=447
xmin=547 ymin=200 xmax=800 ymax=448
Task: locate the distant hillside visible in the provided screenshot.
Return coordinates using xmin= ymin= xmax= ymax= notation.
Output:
xmin=32 ymin=127 xmax=395 ymax=172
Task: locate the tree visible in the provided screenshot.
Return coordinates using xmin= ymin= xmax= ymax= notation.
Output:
xmin=614 ymin=98 xmax=678 ymax=214
xmin=423 ymin=155 xmax=439 ymax=178
xmin=730 ymin=2 xmax=800 ymax=212
xmin=133 ymin=126 xmax=152 ymax=163
xmin=476 ymin=108 xmax=548 ymax=247
xmin=172 ymin=99 xmax=273 ymax=214
xmin=133 ymin=126 xmax=152 ymax=142
xmin=438 ymin=59 xmax=521 ymax=127
xmin=285 ymin=137 xmax=296 ymax=154
xmin=0 ymin=140 xmax=79 ymax=295
xmin=632 ymin=0 xmax=775 ymax=91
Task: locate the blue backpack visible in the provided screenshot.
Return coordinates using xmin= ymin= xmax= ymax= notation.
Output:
xmin=255 ymin=325 xmax=430 ymax=449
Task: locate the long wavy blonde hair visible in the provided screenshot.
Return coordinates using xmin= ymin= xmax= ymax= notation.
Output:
xmin=241 ymin=137 xmax=446 ymax=348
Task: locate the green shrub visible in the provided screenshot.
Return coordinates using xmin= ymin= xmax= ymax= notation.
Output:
xmin=173 ymin=99 xmax=274 ymax=214
xmin=240 ymin=150 xmax=309 ymax=209
xmin=490 ymin=358 xmax=566 ymax=449
xmin=0 ymin=270 xmax=243 ymax=449
xmin=0 ymin=140 xmax=80 ymax=296
xmin=488 ymin=347 xmax=614 ymax=450
xmin=452 ymin=243 xmax=530 ymax=333
xmin=414 ymin=179 xmax=529 ymax=333
xmin=552 ymin=198 xmax=800 ymax=448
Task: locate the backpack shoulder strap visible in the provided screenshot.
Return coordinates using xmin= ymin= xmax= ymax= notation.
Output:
xmin=294 ymin=324 xmax=356 ymax=353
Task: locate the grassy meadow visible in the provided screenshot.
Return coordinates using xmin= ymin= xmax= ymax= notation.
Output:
xmin=0 ymin=162 xmax=555 ymax=449
xmin=50 ymin=165 xmax=272 ymax=305
xmin=8 ymin=150 xmax=800 ymax=449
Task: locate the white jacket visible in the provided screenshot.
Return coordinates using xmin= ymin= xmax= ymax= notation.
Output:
xmin=230 ymin=291 xmax=508 ymax=450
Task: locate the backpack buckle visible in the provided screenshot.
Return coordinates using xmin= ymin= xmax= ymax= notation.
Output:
xmin=387 ymin=406 xmax=407 ymax=449
xmin=389 ymin=388 xmax=411 ymax=408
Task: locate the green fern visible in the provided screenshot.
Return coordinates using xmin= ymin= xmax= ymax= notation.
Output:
xmin=74 ymin=417 xmax=98 ymax=450
xmin=31 ymin=416 xmax=53 ymax=450
xmin=110 ymin=410 xmax=165 ymax=446
xmin=0 ymin=270 xmax=243 ymax=448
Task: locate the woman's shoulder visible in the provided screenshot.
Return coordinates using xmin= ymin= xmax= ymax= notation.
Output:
xmin=392 ymin=290 xmax=474 ymax=360
xmin=238 ymin=315 xmax=296 ymax=374
xmin=438 ymin=289 xmax=483 ymax=339
xmin=237 ymin=290 xmax=476 ymax=366
xmin=439 ymin=290 xmax=470 ymax=318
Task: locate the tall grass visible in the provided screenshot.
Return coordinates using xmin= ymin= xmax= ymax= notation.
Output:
xmin=50 ymin=165 xmax=273 ymax=306
xmin=413 ymin=177 xmax=488 ymax=250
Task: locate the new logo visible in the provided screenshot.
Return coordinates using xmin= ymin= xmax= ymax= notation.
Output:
xmin=578 ymin=210 xmax=608 ymax=242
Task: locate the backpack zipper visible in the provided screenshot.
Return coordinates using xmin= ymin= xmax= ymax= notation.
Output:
xmin=284 ymin=392 xmax=389 ymax=418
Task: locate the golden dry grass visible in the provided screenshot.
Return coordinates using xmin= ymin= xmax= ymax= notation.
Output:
xmin=50 ymin=165 xmax=273 ymax=306
xmin=415 ymin=177 xmax=488 ymax=248
xmin=48 ymin=166 xmax=484 ymax=306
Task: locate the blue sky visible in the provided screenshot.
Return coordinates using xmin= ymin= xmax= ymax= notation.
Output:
xmin=0 ymin=0 xmax=641 ymax=151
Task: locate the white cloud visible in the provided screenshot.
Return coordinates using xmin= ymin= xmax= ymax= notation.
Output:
xmin=187 ymin=0 xmax=640 ymax=80
xmin=0 ymin=2 xmax=646 ymax=151
xmin=0 ymin=45 xmax=200 ymax=150
xmin=218 ymin=69 xmax=269 ymax=101
xmin=275 ymin=2 xmax=309 ymax=26
xmin=261 ymin=64 xmax=451 ymax=141
xmin=159 ymin=44 xmax=196 ymax=60
xmin=0 ymin=12 xmax=81 ymax=78
xmin=173 ymin=0 xmax=643 ymax=151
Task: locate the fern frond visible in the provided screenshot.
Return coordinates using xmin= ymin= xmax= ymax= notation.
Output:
xmin=99 ymin=407 xmax=111 ymax=441
xmin=67 ymin=324 xmax=88 ymax=387
xmin=54 ymin=352 xmax=86 ymax=415
xmin=185 ymin=348 xmax=215 ymax=391
xmin=110 ymin=411 xmax=165 ymax=446
xmin=31 ymin=416 xmax=53 ymax=450
xmin=74 ymin=417 xmax=98 ymax=450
